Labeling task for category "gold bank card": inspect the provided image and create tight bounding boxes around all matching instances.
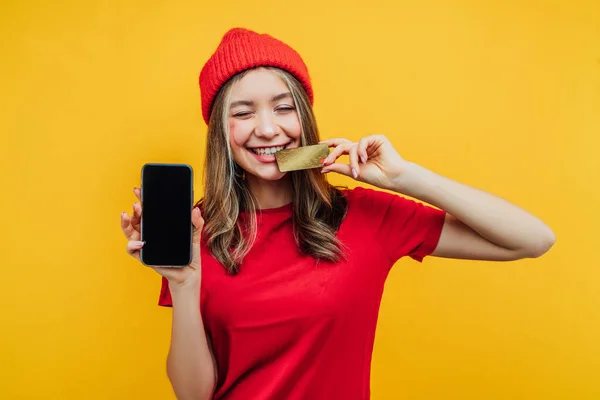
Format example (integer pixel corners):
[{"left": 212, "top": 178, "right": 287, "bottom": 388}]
[{"left": 275, "top": 144, "right": 330, "bottom": 172}]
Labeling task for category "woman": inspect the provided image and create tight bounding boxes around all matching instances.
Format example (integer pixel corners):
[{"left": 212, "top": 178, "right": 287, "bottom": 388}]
[{"left": 120, "top": 28, "right": 555, "bottom": 400}]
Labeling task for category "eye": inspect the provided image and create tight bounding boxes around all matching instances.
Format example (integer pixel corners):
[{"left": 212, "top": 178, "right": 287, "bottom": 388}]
[
  {"left": 276, "top": 106, "right": 295, "bottom": 113},
  {"left": 232, "top": 111, "right": 253, "bottom": 118}
]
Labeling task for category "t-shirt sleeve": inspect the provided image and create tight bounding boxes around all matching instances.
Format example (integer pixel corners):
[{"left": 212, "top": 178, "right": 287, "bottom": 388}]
[
  {"left": 158, "top": 276, "right": 206, "bottom": 308},
  {"left": 158, "top": 276, "right": 172, "bottom": 307},
  {"left": 351, "top": 187, "right": 447, "bottom": 263}
]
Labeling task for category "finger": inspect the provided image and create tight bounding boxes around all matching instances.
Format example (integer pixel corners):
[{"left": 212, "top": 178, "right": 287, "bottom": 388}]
[
  {"left": 120, "top": 211, "right": 129, "bottom": 234},
  {"left": 120, "top": 212, "right": 140, "bottom": 241},
  {"left": 126, "top": 240, "right": 145, "bottom": 259},
  {"left": 362, "top": 134, "right": 388, "bottom": 153},
  {"left": 133, "top": 187, "right": 141, "bottom": 202},
  {"left": 324, "top": 142, "right": 353, "bottom": 165},
  {"left": 191, "top": 207, "right": 205, "bottom": 244},
  {"left": 321, "top": 162, "right": 353, "bottom": 177},
  {"left": 131, "top": 202, "right": 142, "bottom": 230},
  {"left": 357, "top": 137, "right": 370, "bottom": 163},
  {"left": 319, "top": 138, "right": 353, "bottom": 148},
  {"left": 349, "top": 144, "right": 360, "bottom": 179}
]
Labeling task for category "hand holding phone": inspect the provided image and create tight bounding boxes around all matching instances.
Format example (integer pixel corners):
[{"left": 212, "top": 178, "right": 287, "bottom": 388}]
[
  {"left": 139, "top": 163, "right": 195, "bottom": 267},
  {"left": 120, "top": 164, "right": 203, "bottom": 288}
]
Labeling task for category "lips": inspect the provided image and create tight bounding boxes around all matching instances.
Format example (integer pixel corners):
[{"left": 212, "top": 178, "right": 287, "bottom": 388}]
[
  {"left": 245, "top": 142, "right": 292, "bottom": 164},
  {"left": 246, "top": 143, "right": 290, "bottom": 156},
  {"left": 248, "top": 149, "right": 277, "bottom": 163}
]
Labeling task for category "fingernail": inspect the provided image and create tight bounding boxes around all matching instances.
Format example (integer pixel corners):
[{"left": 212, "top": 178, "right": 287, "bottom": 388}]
[
  {"left": 319, "top": 158, "right": 325, "bottom": 164},
  {"left": 121, "top": 212, "right": 126, "bottom": 218},
  {"left": 361, "top": 156, "right": 367, "bottom": 163},
  {"left": 132, "top": 241, "right": 145, "bottom": 246},
  {"left": 352, "top": 168, "right": 358, "bottom": 179}
]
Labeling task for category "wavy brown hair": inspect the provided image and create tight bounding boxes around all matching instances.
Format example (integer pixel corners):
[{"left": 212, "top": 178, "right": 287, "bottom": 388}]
[{"left": 199, "top": 67, "right": 348, "bottom": 275}]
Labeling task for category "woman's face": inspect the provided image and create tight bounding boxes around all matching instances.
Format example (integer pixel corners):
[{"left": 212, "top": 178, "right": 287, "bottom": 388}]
[{"left": 228, "top": 68, "right": 302, "bottom": 181}]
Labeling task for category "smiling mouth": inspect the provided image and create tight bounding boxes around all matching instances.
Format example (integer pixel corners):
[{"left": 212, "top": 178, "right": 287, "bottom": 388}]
[{"left": 247, "top": 143, "right": 289, "bottom": 156}]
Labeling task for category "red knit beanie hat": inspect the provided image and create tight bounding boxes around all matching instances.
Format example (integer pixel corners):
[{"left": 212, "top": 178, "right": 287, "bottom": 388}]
[{"left": 199, "top": 27, "right": 314, "bottom": 125}]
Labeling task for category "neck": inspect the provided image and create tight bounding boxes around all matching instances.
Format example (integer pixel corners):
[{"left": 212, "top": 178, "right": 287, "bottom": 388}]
[{"left": 246, "top": 174, "right": 293, "bottom": 210}]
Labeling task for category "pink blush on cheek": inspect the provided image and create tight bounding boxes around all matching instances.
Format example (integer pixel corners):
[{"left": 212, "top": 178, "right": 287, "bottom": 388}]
[{"left": 228, "top": 120, "right": 249, "bottom": 147}]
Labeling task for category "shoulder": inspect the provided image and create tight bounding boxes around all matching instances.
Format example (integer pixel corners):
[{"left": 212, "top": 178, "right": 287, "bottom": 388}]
[
  {"left": 340, "top": 186, "right": 404, "bottom": 209},
  {"left": 340, "top": 185, "right": 379, "bottom": 200},
  {"left": 337, "top": 186, "right": 405, "bottom": 226},
  {"left": 339, "top": 186, "right": 446, "bottom": 263},
  {"left": 340, "top": 185, "right": 445, "bottom": 223}
]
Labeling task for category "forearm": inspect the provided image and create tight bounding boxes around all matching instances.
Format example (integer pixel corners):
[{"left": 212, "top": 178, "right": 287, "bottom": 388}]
[
  {"left": 167, "top": 285, "right": 216, "bottom": 400},
  {"left": 392, "top": 162, "right": 556, "bottom": 256}
]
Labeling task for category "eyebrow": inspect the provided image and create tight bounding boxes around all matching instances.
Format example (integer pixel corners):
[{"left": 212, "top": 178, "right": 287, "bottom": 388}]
[{"left": 230, "top": 92, "right": 293, "bottom": 108}]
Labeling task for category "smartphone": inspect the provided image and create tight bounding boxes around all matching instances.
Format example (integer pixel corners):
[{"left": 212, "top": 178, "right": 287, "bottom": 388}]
[{"left": 139, "top": 163, "right": 194, "bottom": 267}]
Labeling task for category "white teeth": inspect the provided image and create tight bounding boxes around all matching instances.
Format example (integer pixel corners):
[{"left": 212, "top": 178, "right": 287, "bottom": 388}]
[{"left": 250, "top": 145, "right": 285, "bottom": 156}]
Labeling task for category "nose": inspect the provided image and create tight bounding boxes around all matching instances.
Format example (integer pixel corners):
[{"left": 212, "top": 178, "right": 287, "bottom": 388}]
[{"left": 254, "top": 111, "right": 277, "bottom": 139}]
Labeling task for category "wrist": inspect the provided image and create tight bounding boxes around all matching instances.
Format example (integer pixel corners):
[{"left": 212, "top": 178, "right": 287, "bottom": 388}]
[
  {"left": 168, "top": 278, "right": 200, "bottom": 299},
  {"left": 389, "top": 162, "right": 424, "bottom": 196}
]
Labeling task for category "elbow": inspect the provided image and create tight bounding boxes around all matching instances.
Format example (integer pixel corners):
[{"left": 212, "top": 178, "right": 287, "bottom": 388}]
[
  {"left": 167, "top": 367, "right": 214, "bottom": 400},
  {"left": 168, "top": 382, "right": 213, "bottom": 400},
  {"left": 199, "top": 389, "right": 214, "bottom": 400},
  {"left": 526, "top": 229, "right": 556, "bottom": 258}
]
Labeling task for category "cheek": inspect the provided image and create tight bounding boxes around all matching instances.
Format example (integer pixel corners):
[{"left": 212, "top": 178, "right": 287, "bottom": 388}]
[
  {"left": 228, "top": 119, "right": 249, "bottom": 148},
  {"left": 280, "top": 114, "right": 302, "bottom": 139}
]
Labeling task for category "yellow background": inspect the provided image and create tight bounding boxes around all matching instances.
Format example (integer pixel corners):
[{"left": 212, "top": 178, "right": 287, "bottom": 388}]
[{"left": 1, "top": 0, "right": 598, "bottom": 399}]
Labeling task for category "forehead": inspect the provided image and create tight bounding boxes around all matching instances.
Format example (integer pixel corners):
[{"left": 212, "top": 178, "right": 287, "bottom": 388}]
[{"left": 230, "top": 68, "right": 289, "bottom": 100}]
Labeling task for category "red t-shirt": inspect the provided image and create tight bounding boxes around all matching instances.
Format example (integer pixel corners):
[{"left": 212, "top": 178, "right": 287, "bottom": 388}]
[{"left": 158, "top": 187, "right": 446, "bottom": 399}]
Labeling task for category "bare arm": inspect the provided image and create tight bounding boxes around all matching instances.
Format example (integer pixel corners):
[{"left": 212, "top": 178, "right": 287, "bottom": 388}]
[
  {"left": 122, "top": 189, "right": 217, "bottom": 398},
  {"left": 393, "top": 162, "right": 556, "bottom": 260},
  {"left": 320, "top": 135, "right": 555, "bottom": 262},
  {"left": 167, "top": 284, "right": 217, "bottom": 400}
]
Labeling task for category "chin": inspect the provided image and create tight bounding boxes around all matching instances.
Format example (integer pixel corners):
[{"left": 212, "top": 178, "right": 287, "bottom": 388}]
[{"left": 249, "top": 167, "right": 288, "bottom": 181}]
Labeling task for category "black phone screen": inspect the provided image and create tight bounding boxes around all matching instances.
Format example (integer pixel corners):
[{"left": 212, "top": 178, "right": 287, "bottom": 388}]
[{"left": 140, "top": 163, "right": 193, "bottom": 267}]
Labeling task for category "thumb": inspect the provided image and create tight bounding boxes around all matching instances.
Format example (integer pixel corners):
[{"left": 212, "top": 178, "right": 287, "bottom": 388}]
[
  {"left": 322, "top": 162, "right": 353, "bottom": 177},
  {"left": 192, "top": 207, "right": 204, "bottom": 243}
]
